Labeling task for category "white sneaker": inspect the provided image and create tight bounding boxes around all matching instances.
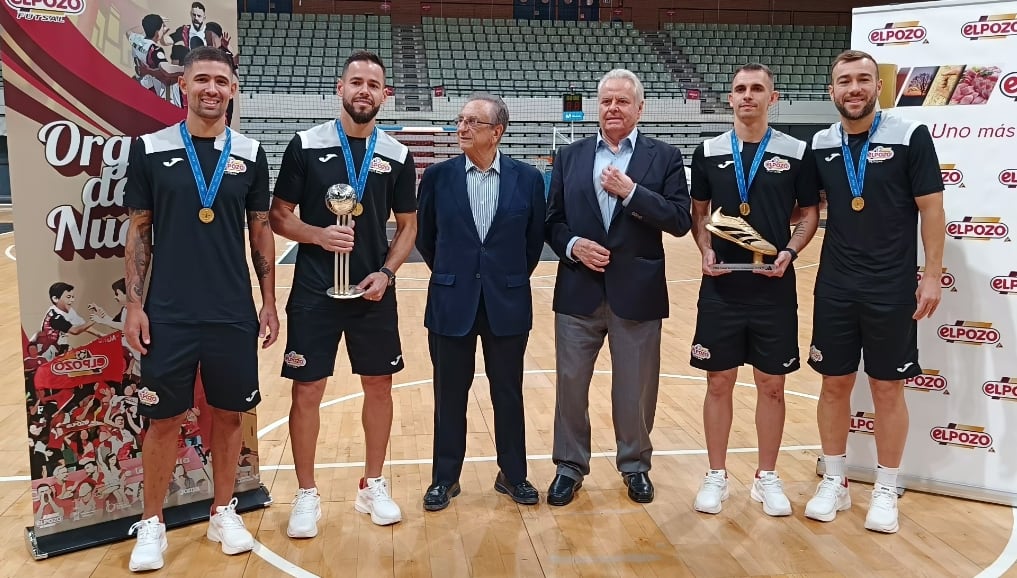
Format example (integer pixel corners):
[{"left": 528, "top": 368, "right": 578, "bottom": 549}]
[
  {"left": 750, "top": 471, "right": 792, "bottom": 516},
  {"left": 207, "top": 497, "right": 255, "bottom": 555},
  {"left": 804, "top": 475, "right": 852, "bottom": 522},
  {"left": 128, "top": 515, "right": 167, "bottom": 572},
  {"left": 693, "top": 471, "right": 729, "bottom": 514},
  {"left": 287, "top": 488, "right": 322, "bottom": 538},
  {"left": 865, "top": 483, "right": 900, "bottom": 533},
  {"left": 355, "top": 476, "right": 402, "bottom": 526}
]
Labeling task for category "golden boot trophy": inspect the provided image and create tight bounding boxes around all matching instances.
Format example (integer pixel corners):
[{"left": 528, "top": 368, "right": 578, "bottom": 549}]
[{"left": 705, "top": 208, "right": 778, "bottom": 271}]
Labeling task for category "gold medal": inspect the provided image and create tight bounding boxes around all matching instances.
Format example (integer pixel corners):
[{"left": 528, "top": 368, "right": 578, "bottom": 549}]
[
  {"left": 851, "top": 197, "right": 865, "bottom": 212},
  {"left": 739, "top": 202, "right": 751, "bottom": 217},
  {"left": 198, "top": 207, "right": 215, "bottom": 223},
  {"left": 351, "top": 202, "right": 364, "bottom": 217}
]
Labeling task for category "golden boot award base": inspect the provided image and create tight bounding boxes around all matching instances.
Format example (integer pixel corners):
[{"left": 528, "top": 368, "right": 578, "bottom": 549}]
[{"left": 705, "top": 208, "right": 779, "bottom": 271}]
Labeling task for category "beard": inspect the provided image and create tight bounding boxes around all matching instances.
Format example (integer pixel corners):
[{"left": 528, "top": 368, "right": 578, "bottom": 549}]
[
  {"left": 343, "top": 97, "right": 381, "bottom": 124},
  {"left": 835, "top": 92, "right": 878, "bottom": 121}
]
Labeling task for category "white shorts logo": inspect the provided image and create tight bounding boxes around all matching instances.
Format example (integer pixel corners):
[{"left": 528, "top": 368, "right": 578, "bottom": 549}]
[
  {"left": 691, "top": 344, "right": 711, "bottom": 360},
  {"left": 284, "top": 351, "right": 307, "bottom": 368},
  {"left": 137, "top": 387, "right": 160, "bottom": 406},
  {"left": 810, "top": 345, "right": 823, "bottom": 363}
]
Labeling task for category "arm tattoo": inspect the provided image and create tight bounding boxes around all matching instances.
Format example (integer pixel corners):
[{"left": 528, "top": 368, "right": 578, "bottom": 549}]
[
  {"left": 247, "top": 211, "right": 273, "bottom": 281},
  {"left": 791, "top": 220, "right": 810, "bottom": 242},
  {"left": 247, "top": 210, "right": 270, "bottom": 227},
  {"left": 125, "top": 209, "right": 153, "bottom": 304},
  {"left": 252, "top": 250, "right": 271, "bottom": 280}
]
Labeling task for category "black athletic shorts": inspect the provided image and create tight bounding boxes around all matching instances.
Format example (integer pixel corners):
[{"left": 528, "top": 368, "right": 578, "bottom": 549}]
[
  {"left": 281, "top": 289, "right": 404, "bottom": 381},
  {"left": 137, "top": 321, "right": 261, "bottom": 419},
  {"left": 808, "top": 296, "right": 921, "bottom": 381},
  {"left": 689, "top": 298, "right": 801, "bottom": 375}
]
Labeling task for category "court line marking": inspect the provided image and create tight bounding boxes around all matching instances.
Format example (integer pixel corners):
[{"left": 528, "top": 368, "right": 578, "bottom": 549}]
[
  {"left": 250, "top": 370, "right": 821, "bottom": 578},
  {"left": 249, "top": 368, "right": 1013, "bottom": 578},
  {"left": 4, "top": 370, "right": 1010, "bottom": 576},
  {"left": 257, "top": 371, "right": 815, "bottom": 440},
  {"left": 4, "top": 245, "right": 15, "bottom": 261},
  {"left": 976, "top": 506, "right": 1017, "bottom": 578},
  {"left": 252, "top": 542, "right": 320, "bottom": 578}
]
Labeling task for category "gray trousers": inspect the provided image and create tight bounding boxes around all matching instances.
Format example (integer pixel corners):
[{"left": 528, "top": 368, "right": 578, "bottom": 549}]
[{"left": 552, "top": 302, "right": 662, "bottom": 481}]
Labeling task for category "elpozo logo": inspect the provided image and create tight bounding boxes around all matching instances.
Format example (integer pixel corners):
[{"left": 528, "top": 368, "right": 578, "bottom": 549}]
[
  {"left": 867, "top": 146, "right": 894, "bottom": 163},
  {"left": 869, "top": 21, "right": 928, "bottom": 45},
  {"left": 938, "top": 321, "right": 1002, "bottom": 347},
  {"left": 990, "top": 271, "right": 1017, "bottom": 294},
  {"left": 849, "top": 411, "right": 876, "bottom": 435},
  {"left": 940, "top": 164, "right": 965, "bottom": 187},
  {"left": 5, "top": 0, "right": 85, "bottom": 22},
  {"left": 930, "top": 423, "right": 994, "bottom": 450},
  {"left": 1000, "top": 72, "right": 1017, "bottom": 101},
  {"left": 50, "top": 350, "right": 109, "bottom": 377},
  {"left": 946, "top": 217, "right": 1010, "bottom": 241},
  {"left": 962, "top": 14, "right": 1017, "bottom": 40},
  {"left": 983, "top": 377, "right": 1017, "bottom": 401},
  {"left": 763, "top": 157, "right": 791, "bottom": 173},
  {"left": 1000, "top": 168, "right": 1017, "bottom": 188},
  {"left": 917, "top": 266, "right": 956, "bottom": 291},
  {"left": 905, "top": 369, "right": 950, "bottom": 393}
]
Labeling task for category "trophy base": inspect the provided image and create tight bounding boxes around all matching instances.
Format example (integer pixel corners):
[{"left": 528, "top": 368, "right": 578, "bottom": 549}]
[
  {"left": 326, "top": 286, "right": 366, "bottom": 299},
  {"left": 712, "top": 263, "right": 777, "bottom": 272}
]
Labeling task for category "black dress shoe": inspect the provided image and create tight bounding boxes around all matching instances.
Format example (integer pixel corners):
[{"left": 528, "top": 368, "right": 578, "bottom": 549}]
[
  {"left": 622, "top": 472, "right": 654, "bottom": 503},
  {"left": 423, "top": 481, "right": 461, "bottom": 511},
  {"left": 546, "top": 474, "right": 582, "bottom": 506},
  {"left": 494, "top": 472, "right": 539, "bottom": 505}
]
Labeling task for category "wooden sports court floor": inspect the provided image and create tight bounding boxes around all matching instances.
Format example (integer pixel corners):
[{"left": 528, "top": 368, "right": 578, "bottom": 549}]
[{"left": 0, "top": 218, "right": 1014, "bottom": 577}]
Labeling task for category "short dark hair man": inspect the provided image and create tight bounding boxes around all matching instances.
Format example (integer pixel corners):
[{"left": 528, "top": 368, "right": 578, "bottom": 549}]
[{"left": 122, "top": 46, "right": 278, "bottom": 571}]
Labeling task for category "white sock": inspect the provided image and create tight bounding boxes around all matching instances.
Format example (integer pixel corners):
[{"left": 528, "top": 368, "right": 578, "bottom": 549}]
[
  {"left": 708, "top": 469, "right": 727, "bottom": 478},
  {"left": 824, "top": 454, "right": 847, "bottom": 479},
  {"left": 756, "top": 470, "right": 777, "bottom": 479},
  {"left": 875, "top": 464, "right": 898, "bottom": 489}
]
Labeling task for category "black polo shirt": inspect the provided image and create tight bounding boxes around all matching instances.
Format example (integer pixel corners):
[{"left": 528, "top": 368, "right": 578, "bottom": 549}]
[
  {"left": 273, "top": 121, "right": 417, "bottom": 309},
  {"left": 691, "top": 128, "right": 821, "bottom": 306},
  {"left": 812, "top": 115, "right": 943, "bottom": 305},
  {"left": 124, "top": 125, "right": 270, "bottom": 323}
]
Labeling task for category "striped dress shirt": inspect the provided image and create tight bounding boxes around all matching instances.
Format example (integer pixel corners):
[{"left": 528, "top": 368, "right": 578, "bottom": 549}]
[{"left": 465, "top": 150, "right": 501, "bottom": 242}]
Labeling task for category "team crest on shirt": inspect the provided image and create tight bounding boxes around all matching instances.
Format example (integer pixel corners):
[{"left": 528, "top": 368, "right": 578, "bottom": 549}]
[
  {"left": 369, "top": 157, "right": 392, "bottom": 174},
  {"left": 137, "top": 387, "right": 160, "bottom": 406},
  {"left": 225, "top": 157, "right": 247, "bottom": 175},
  {"left": 691, "top": 344, "right": 711, "bottom": 360},
  {"left": 284, "top": 351, "right": 307, "bottom": 368},
  {"left": 764, "top": 157, "right": 791, "bottom": 173},
  {"left": 810, "top": 345, "right": 824, "bottom": 362},
  {"left": 867, "top": 146, "right": 895, "bottom": 163}
]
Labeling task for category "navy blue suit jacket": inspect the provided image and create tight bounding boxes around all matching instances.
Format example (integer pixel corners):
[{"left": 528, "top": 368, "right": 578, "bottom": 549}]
[
  {"left": 417, "top": 153, "right": 547, "bottom": 337},
  {"left": 545, "top": 132, "right": 692, "bottom": 321}
]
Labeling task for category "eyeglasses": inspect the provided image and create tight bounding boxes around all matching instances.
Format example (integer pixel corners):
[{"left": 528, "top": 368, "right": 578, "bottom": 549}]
[{"left": 452, "top": 116, "right": 497, "bottom": 129}]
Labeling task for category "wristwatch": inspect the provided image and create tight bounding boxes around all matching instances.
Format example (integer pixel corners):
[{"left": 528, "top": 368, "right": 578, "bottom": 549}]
[
  {"left": 379, "top": 267, "right": 396, "bottom": 286},
  {"left": 780, "top": 248, "right": 799, "bottom": 262}
]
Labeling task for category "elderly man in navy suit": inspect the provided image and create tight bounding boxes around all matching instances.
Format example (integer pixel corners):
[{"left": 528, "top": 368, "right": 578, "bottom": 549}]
[
  {"left": 416, "top": 92, "right": 547, "bottom": 511},
  {"left": 545, "top": 69, "right": 692, "bottom": 506}
]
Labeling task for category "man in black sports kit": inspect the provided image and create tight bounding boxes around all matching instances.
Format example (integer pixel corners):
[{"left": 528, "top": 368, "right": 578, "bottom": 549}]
[
  {"left": 122, "top": 46, "right": 278, "bottom": 571},
  {"left": 805, "top": 50, "right": 945, "bottom": 534},
  {"left": 689, "top": 63, "right": 821, "bottom": 517},
  {"left": 269, "top": 50, "right": 417, "bottom": 537}
]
